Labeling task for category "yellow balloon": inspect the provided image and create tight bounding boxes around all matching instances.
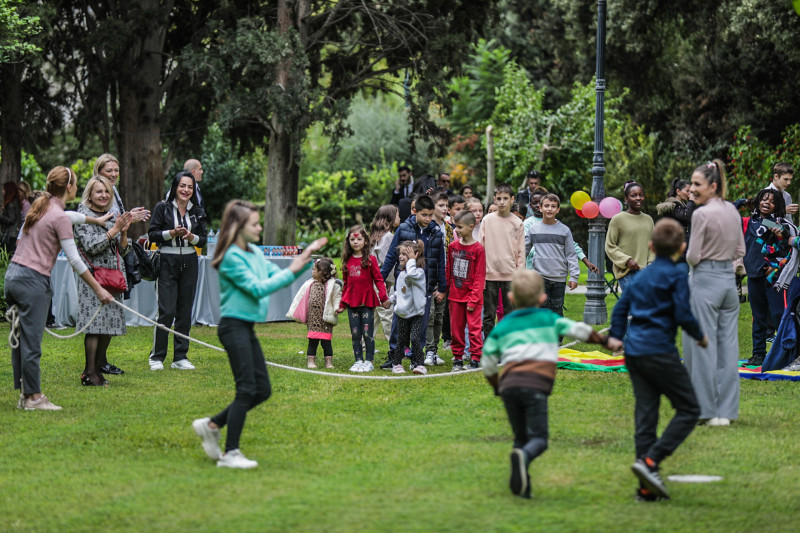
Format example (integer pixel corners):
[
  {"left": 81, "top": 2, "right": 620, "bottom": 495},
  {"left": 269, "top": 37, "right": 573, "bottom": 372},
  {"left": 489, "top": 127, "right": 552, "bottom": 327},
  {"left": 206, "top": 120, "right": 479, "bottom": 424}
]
[{"left": 570, "top": 191, "right": 591, "bottom": 209}]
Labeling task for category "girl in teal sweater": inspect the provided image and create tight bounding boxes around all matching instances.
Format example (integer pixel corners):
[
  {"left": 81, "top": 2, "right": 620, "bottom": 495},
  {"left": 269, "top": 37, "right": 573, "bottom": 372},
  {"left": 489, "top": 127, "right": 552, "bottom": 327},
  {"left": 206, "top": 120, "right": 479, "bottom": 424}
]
[{"left": 192, "top": 200, "right": 326, "bottom": 469}]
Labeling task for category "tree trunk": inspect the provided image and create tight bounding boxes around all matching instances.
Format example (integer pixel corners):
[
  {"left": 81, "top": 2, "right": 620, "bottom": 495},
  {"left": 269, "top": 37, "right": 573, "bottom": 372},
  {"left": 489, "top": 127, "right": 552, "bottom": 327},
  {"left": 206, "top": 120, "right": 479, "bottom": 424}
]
[
  {"left": 264, "top": 123, "right": 299, "bottom": 245},
  {"left": 0, "top": 64, "right": 24, "bottom": 185}
]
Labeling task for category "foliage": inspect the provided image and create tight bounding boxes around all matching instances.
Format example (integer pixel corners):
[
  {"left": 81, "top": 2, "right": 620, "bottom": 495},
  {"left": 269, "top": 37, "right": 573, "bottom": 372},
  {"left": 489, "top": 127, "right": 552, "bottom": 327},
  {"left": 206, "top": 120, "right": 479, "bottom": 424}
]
[
  {"left": 0, "top": 246, "right": 9, "bottom": 313},
  {"left": 728, "top": 124, "right": 800, "bottom": 200},
  {"left": 18, "top": 151, "right": 45, "bottom": 189},
  {"left": 0, "top": 0, "right": 41, "bottom": 63}
]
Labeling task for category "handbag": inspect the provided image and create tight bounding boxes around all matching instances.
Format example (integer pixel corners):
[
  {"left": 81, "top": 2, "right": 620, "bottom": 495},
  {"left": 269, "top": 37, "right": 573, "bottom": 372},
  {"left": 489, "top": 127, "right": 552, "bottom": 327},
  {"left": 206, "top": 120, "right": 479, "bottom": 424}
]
[
  {"left": 131, "top": 241, "right": 159, "bottom": 281},
  {"left": 292, "top": 283, "right": 311, "bottom": 324},
  {"left": 80, "top": 244, "right": 128, "bottom": 295}
]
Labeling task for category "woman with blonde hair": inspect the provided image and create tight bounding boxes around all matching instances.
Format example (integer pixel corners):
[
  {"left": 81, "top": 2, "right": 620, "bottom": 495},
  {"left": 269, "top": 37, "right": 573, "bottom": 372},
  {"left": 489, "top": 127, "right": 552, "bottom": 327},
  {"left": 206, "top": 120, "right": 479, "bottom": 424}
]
[{"left": 5, "top": 167, "right": 114, "bottom": 410}]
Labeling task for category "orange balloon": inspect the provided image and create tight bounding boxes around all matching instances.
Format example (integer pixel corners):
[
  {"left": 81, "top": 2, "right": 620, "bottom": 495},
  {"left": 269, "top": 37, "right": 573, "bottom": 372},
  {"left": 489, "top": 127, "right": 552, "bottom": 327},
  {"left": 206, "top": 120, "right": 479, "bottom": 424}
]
[{"left": 581, "top": 201, "right": 600, "bottom": 218}]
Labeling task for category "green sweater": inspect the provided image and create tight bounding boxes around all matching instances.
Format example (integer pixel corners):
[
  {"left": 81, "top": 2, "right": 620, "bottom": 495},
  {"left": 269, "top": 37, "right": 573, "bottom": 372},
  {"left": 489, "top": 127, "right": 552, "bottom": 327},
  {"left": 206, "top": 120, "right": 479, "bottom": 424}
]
[
  {"left": 604, "top": 211, "right": 655, "bottom": 280},
  {"left": 219, "top": 243, "right": 309, "bottom": 322},
  {"left": 481, "top": 307, "right": 594, "bottom": 394}
]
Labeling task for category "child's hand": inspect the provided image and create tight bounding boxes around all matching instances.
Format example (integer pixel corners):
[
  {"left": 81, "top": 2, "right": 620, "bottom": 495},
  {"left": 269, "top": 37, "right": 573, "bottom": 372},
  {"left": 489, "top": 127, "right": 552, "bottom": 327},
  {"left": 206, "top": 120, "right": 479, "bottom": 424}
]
[
  {"left": 770, "top": 227, "right": 784, "bottom": 238},
  {"left": 381, "top": 300, "right": 391, "bottom": 309},
  {"left": 335, "top": 308, "right": 344, "bottom": 315},
  {"left": 568, "top": 281, "right": 578, "bottom": 290},
  {"left": 584, "top": 259, "right": 600, "bottom": 274},
  {"left": 626, "top": 259, "right": 641, "bottom": 271},
  {"left": 433, "top": 290, "right": 445, "bottom": 303},
  {"left": 698, "top": 335, "right": 709, "bottom": 348},
  {"left": 467, "top": 305, "right": 475, "bottom": 312},
  {"left": 402, "top": 245, "right": 418, "bottom": 260},
  {"left": 607, "top": 337, "right": 624, "bottom": 352}
]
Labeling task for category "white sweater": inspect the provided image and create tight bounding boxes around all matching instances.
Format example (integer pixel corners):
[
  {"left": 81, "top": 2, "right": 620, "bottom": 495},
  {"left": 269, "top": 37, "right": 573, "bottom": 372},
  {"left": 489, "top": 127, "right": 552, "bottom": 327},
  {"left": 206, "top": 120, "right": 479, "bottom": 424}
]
[{"left": 389, "top": 259, "right": 426, "bottom": 318}]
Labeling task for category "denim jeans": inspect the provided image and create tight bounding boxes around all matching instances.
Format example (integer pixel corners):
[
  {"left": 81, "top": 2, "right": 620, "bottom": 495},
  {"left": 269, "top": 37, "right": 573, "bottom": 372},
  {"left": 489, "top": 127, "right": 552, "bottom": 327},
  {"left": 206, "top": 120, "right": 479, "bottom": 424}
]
[
  {"left": 542, "top": 279, "right": 566, "bottom": 316},
  {"left": 347, "top": 306, "right": 375, "bottom": 361},
  {"left": 501, "top": 387, "right": 549, "bottom": 465}
]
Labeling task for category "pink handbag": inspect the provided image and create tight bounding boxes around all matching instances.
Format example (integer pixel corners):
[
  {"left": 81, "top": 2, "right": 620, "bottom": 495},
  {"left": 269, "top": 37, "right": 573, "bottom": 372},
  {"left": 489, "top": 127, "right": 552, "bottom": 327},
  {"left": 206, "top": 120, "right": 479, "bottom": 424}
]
[{"left": 292, "top": 284, "right": 311, "bottom": 323}]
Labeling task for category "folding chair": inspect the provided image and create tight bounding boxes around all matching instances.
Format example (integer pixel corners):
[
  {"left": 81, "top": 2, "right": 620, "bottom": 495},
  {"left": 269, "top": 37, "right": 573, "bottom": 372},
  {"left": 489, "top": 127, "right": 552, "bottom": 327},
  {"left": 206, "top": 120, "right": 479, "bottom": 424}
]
[{"left": 604, "top": 255, "right": 620, "bottom": 299}]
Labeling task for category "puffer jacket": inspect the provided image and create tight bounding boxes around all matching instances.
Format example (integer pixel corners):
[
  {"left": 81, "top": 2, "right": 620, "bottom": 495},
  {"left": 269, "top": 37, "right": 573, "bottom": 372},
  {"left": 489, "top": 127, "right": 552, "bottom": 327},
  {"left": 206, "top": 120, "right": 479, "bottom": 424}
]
[
  {"left": 380, "top": 215, "right": 446, "bottom": 294},
  {"left": 286, "top": 277, "right": 343, "bottom": 325}
]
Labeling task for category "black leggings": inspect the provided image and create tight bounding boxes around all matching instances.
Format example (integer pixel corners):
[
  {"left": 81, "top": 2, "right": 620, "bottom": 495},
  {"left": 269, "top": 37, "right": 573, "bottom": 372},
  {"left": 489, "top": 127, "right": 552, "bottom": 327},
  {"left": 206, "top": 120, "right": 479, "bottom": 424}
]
[
  {"left": 210, "top": 317, "right": 272, "bottom": 452},
  {"left": 307, "top": 338, "right": 333, "bottom": 357},
  {"left": 347, "top": 306, "right": 375, "bottom": 361}
]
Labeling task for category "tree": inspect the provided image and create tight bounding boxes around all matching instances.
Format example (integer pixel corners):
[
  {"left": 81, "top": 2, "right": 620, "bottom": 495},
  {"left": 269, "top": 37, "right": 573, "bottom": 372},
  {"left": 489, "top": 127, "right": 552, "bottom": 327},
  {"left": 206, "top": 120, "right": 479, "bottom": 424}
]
[
  {"left": 0, "top": 0, "right": 42, "bottom": 63},
  {"left": 183, "top": 0, "right": 496, "bottom": 244}
]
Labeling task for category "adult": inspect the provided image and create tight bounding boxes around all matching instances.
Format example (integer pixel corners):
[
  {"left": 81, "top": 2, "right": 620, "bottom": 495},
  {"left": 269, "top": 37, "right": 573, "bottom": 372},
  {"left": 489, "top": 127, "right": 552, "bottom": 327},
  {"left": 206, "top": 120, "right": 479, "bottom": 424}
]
[
  {"left": 147, "top": 171, "right": 208, "bottom": 371},
  {"left": 683, "top": 159, "right": 745, "bottom": 426},
  {"left": 390, "top": 165, "right": 414, "bottom": 205},
  {"left": 459, "top": 184, "right": 474, "bottom": 200},
  {"left": 18, "top": 181, "right": 32, "bottom": 218},
  {"left": 766, "top": 162, "right": 796, "bottom": 223},
  {"left": 5, "top": 167, "right": 113, "bottom": 410},
  {"left": 437, "top": 172, "right": 453, "bottom": 195},
  {"left": 515, "top": 170, "right": 542, "bottom": 207},
  {"left": 0, "top": 182, "right": 23, "bottom": 254},
  {"left": 605, "top": 181, "right": 655, "bottom": 291},
  {"left": 656, "top": 177, "right": 695, "bottom": 271},
  {"left": 74, "top": 176, "right": 133, "bottom": 386},
  {"left": 183, "top": 158, "right": 208, "bottom": 223}
]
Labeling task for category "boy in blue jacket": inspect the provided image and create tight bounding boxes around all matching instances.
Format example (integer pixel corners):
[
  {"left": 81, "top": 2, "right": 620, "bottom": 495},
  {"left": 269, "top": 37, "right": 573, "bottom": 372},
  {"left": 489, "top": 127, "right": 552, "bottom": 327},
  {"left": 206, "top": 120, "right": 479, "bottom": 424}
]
[{"left": 608, "top": 218, "right": 708, "bottom": 502}]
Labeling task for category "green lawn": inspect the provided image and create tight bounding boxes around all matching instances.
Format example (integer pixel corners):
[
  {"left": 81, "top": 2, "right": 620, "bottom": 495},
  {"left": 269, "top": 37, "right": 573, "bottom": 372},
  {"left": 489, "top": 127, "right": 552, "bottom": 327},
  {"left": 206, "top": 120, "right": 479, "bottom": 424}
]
[{"left": 1, "top": 294, "right": 797, "bottom": 532}]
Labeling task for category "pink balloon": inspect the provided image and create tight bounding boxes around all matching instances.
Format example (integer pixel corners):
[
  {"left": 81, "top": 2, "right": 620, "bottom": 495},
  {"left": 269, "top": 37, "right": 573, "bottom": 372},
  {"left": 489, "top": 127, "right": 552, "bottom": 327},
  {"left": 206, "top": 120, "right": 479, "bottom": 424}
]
[
  {"left": 582, "top": 201, "right": 600, "bottom": 218},
  {"left": 599, "top": 196, "right": 622, "bottom": 218}
]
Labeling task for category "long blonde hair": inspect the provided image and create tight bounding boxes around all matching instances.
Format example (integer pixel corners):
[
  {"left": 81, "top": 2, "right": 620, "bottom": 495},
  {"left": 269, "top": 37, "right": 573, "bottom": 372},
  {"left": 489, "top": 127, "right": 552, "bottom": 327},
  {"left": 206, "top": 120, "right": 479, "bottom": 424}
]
[
  {"left": 212, "top": 199, "right": 259, "bottom": 269},
  {"left": 23, "top": 166, "right": 75, "bottom": 234}
]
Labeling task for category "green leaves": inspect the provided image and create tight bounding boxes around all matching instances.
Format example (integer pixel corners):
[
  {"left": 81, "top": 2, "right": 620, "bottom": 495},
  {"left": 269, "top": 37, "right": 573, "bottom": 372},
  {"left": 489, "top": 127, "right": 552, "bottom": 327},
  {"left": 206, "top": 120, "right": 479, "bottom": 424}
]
[{"left": 0, "top": 0, "right": 42, "bottom": 64}]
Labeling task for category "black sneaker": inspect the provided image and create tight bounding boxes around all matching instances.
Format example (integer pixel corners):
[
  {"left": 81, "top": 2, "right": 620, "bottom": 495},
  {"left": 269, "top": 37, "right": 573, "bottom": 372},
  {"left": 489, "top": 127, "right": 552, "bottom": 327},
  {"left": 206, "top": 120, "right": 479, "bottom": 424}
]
[
  {"left": 631, "top": 458, "right": 669, "bottom": 499},
  {"left": 380, "top": 360, "right": 393, "bottom": 370},
  {"left": 745, "top": 354, "right": 764, "bottom": 367},
  {"left": 469, "top": 360, "right": 480, "bottom": 369},
  {"left": 509, "top": 448, "right": 529, "bottom": 497},
  {"left": 100, "top": 363, "right": 125, "bottom": 375},
  {"left": 451, "top": 360, "right": 464, "bottom": 372},
  {"left": 635, "top": 488, "right": 669, "bottom": 502}
]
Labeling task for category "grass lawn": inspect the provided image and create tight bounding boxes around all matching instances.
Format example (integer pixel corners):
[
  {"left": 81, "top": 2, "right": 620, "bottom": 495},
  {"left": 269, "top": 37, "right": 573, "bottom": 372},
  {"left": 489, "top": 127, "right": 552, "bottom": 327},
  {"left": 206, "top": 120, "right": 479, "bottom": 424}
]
[{"left": 1, "top": 294, "right": 798, "bottom": 532}]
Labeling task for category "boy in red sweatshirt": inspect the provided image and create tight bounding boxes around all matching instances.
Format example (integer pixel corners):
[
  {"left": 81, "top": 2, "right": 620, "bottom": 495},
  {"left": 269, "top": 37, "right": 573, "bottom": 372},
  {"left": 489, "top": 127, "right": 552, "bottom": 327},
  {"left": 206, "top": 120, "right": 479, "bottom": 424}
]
[{"left": 448, "top": 210, "right": 486, "bottom": 371}]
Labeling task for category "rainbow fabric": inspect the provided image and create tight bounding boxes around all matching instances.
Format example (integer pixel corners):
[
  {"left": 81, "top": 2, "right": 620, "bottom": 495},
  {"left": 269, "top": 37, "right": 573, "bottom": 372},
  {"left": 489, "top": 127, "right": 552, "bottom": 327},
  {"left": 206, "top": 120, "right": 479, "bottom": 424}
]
[{"left": 557, "top": 348, "right": 800, "bottom": 382}]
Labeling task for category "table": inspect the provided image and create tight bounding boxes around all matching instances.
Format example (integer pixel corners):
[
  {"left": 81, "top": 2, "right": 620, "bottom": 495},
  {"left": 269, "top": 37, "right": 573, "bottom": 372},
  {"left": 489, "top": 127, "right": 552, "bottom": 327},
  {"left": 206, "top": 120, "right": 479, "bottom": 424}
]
[{"left": 51, "top": 256, "right": 311, "bottom": 327}]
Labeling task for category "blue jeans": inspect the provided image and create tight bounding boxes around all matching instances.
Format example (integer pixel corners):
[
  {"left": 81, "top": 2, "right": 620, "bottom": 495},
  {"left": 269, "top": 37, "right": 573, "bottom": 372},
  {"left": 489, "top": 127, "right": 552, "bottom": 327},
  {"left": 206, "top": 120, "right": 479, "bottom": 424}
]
[
  {"left": 747, "top": 276, "right": 785, "bottom": 358},
  {"left": 542, "top": 279, "right": 566, "bottom": 316},
  {"left": 618, "top": 270, "right": 639, "bottom": 291},
  {"left": 347, "top": 306, "right": 375, "bottom": 361}
]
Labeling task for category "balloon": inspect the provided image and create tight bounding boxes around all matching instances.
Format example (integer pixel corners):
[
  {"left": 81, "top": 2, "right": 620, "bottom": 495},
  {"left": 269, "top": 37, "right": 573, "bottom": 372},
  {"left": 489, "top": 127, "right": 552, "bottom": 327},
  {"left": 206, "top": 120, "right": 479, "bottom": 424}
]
[
  {"left": 581, "top": 201, "right": 600, "bottom": 218},
  {"left": 599, "top": 196, "right": 623, "bottom": 218},
  {"left": 575, "top": 208, "right": 585, "bottom": 218},
  {"left": 570, "top": 191, "right": 591, "bottom": 210}
]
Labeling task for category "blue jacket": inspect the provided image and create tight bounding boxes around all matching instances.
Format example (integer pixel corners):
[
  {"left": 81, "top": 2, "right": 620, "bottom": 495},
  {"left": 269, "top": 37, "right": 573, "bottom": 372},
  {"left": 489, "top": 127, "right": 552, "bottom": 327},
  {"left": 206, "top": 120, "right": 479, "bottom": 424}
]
[
  {"left": 763, "top": 276, "right": 800, "bottom": 371},
  {"left": 380, "top": 215, "right": 446, "bottom": 294},
  {"left": 743, "top": 214, "right": 790, "bottom": 279},
  {"left": 609, "top": 255, "right": 704, "bottom": 356}
]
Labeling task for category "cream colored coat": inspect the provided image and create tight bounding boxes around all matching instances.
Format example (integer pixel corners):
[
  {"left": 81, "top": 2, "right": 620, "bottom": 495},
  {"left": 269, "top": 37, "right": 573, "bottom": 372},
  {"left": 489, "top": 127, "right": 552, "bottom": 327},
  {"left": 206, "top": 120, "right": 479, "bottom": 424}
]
[{"left": 286, "top": 278, "right": 342, "bottom": 325}]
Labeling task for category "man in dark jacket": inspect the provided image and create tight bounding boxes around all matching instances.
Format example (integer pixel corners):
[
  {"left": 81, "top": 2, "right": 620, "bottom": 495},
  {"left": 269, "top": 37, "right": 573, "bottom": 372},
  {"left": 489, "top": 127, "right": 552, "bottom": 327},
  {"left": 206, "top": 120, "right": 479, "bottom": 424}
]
[{"left": 379, "top": 195, "right": 447, "bottom": 368}]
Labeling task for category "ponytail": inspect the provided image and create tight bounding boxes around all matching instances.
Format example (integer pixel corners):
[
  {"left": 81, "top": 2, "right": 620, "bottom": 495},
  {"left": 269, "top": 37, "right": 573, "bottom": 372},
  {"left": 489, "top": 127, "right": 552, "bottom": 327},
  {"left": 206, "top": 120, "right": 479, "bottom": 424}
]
[
  {"left": 23, "top": 166, "right": 74, "bottom": 234},
  {"left": 693, "top": 159, "right": 727, "bottom": 199}
]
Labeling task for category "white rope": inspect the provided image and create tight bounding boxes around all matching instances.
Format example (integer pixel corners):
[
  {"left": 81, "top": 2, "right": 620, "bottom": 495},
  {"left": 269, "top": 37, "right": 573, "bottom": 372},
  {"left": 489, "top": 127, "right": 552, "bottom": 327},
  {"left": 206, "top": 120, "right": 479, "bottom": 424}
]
[
  {"left": 44, "top": 305, "right": 104, "bottom": 339},
  {"left": 5, "top": 305, "right": 20, "bottom": 349}
]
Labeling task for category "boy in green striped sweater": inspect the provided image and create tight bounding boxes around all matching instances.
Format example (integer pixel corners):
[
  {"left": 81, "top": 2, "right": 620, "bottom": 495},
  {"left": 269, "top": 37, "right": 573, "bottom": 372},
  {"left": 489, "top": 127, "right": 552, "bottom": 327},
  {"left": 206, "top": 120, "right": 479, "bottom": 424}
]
[{"left": 482, "top": 270, "right": 609, "bottom": 498}]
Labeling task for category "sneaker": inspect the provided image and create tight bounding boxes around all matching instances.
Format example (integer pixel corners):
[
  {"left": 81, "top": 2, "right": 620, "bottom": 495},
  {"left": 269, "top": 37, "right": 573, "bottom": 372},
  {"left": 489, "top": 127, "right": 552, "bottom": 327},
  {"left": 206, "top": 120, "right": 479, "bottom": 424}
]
[
  {"left": 509, "top": 448, "right": 529, "bottom": 497},
  {"left": 16, "top": 393, "right": 24, "bottom": 410},
  {"left": 171, "top": 359, "right": 196, "bottom": 370},
  {"left": 380, "top": 359, "right": 393, "bottom": 370},
  {"left": 784, "top": 356, "right": 800, "bottom": 371},
  {"left": 217, "top": 449, "right": 258, "bottom": 469},
  {"left": 635, "top": 488, "right": 669, "bottom": 502},
  {"left": 392, "top": 364, "right": 406, "bottom": 374},
  {"left": 362, "top": 360, "right": 374, "bottom": 372},
  {"left": 349, "top": 360, "right": 364, "bottom": 372},
  {"left": 424, "top": 351, "right": 435, "bottom": 366},
  {"left": 23, "top": 394, "right": 62, "bottom": 411},
  {"left": 149, "top": 359, "right": 164, "bottom": 371},
  {"left": 192, "top": 417, "right": 222, "bottom": 460},
  {"left": 442, "top": 340, "right": 451, "bottom": 351},
  {"left": 631, "top": 458, "right": 669, "bottom": 499},
  {"left": 413, "top": 365, "right": 428, "bottom": 375},
  {"left": 434, "top": 354, "right": 445, "bottom": 365},
  {"left": 706, "top": 417, "right": 731, "bottom": 426},
  {"left": 469, "top": 359, "right": 480, "bottom": 369},
  {"left": 745, "top": 354, "right": 764, "bottom": 367},
  {"left": 451, "top": 360, "right": 464, "bottom": 372},
  {"left": 766, "top": 334, "right": 776, "bottom": 343},
  {"left": 100, "top": 363, "right": 125, "bottom": 375}
]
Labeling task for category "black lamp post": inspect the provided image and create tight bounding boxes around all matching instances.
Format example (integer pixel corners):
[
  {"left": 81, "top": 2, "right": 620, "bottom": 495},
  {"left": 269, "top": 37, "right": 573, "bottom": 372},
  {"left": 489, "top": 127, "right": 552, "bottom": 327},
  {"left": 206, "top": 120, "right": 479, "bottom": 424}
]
[{"left": 583, "top": 0, "right": 608, "bottom": 325}]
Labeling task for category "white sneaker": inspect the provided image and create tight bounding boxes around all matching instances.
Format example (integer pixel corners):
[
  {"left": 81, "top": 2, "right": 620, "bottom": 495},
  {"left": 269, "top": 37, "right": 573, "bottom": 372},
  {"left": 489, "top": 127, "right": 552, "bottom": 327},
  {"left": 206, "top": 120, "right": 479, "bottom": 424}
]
[
  {"left": 16, "top": 393, "right": 25, "bottom": 410},
  {"left": 413, "top": 365, "right": 428, "bottom": 375},
  {"left": 349, "top": 360, "right": 364, "bottom": 372},
  {"left": 217, "top": 449, "right": 258, "bottom": 469},
  {"left": 424, "top": 351, "right": 435, "bottom": 366},
  {"left": 361, "top": 360, "right": 374, "bottom": 372},
  {"left": 171, "top": 359, "right": 196, "bottom": 370},
  {"left": 192, "top": 417, "right": 222, "bottom": 460},
  {"left": 434, "top": 354, "right": 445, "bottom": 365},
  {"left": 392, "top": 364, "right": 405, "bottom": 374},
  {"left": 149, "top": 359, "right": 164, "bottom": 371},
  {"left": 707, "top": 417, "right": 731, "bottom": 426},
  {"left": 442, "top": 340, "right": 451, "bottom": 351},
  {"left": 23, "top": 394, "right": 62, "bottom": 411}
]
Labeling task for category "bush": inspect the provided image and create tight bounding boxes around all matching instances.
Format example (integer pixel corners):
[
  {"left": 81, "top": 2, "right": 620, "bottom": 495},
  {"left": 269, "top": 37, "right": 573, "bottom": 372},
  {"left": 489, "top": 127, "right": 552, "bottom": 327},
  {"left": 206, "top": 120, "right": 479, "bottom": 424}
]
[{"left": 728, "top": 124, "right": 800, "bottom": 200}]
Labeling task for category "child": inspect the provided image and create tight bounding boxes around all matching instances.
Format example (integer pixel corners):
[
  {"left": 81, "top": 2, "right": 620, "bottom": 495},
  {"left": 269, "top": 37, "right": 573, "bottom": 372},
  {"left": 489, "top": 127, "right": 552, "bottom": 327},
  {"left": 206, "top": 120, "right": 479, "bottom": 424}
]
[
  {"left": 526, "top": 193, "right": 579, "bottom": 316},
  {"left": 448, "top": 194, "right": 466, "bottom": 223},
  {"left": 424, "top": 191, "right": 452, "bottom": 365},
  {"left": 479, "top": 183, "right": 526, "bottom": 338},
  {"left": 390, "top": 241, "right": 428, "bottom": 374},
  {"left": 767, "top": 162, "right": 796, "bottom": 222},
  {"left": 743, "top": 188, "right": 791, "bottom": 366},
  {"left": 608, "top": 218, "right": 708, "bottom": 501},
  {"left": 339, "top": 225, "right": 390, "bottom": 372},
  {"left": 511, "top": 202, "right": 526, "bottom": 222},
  {"left": 448, "top": 210, "right": 486, "bottom": 371},
  {"left": 192, "top": 200, "right": 325, "bottom": 469},
  {"left": 287, "top": 258, "right": 342, "bottom": 369},
  {"left": 369, "top": 204, "right": 400, "bottom": 341},
  {"left": 606, "top": 181, "right": 655, "bottom": 290},
  {"left": 482, "top": 270, "right": 607, "bottom": 498},
  {"left": 380, "top": 195, "right": 447, "bottom": 368}
]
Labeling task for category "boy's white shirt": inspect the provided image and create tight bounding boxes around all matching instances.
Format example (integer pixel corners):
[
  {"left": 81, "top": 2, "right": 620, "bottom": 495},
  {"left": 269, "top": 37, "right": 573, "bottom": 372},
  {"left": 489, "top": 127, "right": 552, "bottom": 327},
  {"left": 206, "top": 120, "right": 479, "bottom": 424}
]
[
  {"left": 286, "top": 277, "right": 342, "bottom": 325},
  {"left": 389, "top": 258, "right": 427, "bottom": 318}
]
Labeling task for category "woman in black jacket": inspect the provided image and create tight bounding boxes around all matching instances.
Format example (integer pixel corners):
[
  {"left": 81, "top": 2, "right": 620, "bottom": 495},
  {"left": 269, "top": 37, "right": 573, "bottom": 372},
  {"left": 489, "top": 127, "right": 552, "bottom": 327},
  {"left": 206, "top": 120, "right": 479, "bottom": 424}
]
[
  {"left": 656, "top": 177, "right": 695, "bottom": 270},
  {"left": 147, "top": 171, "right": 207, "bottom": 370}
]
